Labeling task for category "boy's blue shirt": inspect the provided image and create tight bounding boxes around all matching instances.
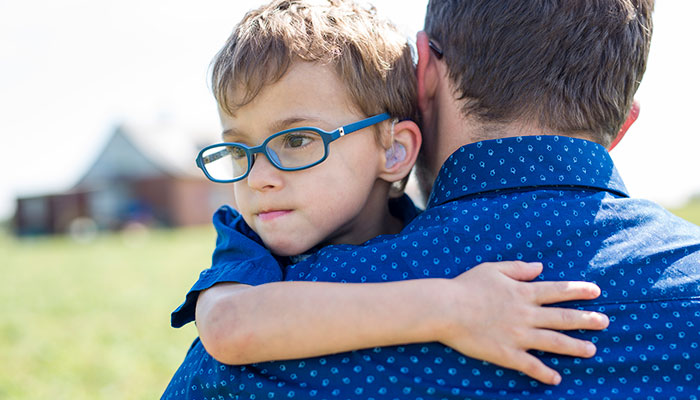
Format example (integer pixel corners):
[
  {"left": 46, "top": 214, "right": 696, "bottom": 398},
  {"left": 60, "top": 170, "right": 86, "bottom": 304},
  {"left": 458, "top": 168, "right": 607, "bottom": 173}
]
[{"left": 164, "top": 135, "right": 700, "bottom": 400}]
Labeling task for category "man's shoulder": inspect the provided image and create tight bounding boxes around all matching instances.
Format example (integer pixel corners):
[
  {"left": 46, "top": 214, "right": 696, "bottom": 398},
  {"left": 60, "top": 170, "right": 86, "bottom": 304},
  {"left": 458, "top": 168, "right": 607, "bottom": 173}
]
[{"left": 600, "top": 196, "right": 700, "bottom": 242}]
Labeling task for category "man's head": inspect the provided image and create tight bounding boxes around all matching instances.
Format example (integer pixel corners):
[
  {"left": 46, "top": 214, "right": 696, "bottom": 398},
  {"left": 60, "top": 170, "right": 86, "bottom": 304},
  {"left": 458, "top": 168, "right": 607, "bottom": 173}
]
[
  {"left": 206, "top": 0, "right": 422, "bottom": 255},
  {"left": 423, "top": 0, "right": 653, "bottom": 147}
]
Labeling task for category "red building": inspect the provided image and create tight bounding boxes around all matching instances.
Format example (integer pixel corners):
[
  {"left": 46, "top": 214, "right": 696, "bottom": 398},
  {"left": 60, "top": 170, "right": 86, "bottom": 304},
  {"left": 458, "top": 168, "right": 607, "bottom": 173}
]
[{"left": 13, "top": 123, "right": 233, "bottom": 236}]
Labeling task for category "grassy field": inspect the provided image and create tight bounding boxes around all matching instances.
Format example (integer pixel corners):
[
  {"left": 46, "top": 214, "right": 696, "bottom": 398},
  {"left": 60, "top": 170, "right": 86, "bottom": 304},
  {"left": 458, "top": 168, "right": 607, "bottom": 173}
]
[
  {"left": 670, "top": 198, "right": 700, "bottom": 226},
  {"left": 0, "top": 226, "right": 213, "bottom": 400},
  {"left": 1, "top": 199, "right": 697, "bottom": 400}
]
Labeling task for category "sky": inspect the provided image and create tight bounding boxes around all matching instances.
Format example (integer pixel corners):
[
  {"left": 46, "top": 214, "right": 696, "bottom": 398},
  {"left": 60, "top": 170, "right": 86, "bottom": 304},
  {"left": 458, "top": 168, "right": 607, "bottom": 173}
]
[{"left": 1, "top": 1, "right": 698, "bottom": 221}]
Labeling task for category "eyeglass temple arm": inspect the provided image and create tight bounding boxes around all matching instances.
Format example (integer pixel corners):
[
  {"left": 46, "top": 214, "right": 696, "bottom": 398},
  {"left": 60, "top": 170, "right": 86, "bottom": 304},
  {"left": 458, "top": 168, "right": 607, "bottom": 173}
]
[{"left": 338, "top": 113, "right": 391, "bottom": 137}]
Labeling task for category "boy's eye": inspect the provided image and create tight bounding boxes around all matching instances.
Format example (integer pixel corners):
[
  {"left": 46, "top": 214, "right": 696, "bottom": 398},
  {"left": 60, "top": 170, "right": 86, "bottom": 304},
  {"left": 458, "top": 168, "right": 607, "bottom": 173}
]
[{"left": 282, "top": 132, "right": 317, "bottom": 148}]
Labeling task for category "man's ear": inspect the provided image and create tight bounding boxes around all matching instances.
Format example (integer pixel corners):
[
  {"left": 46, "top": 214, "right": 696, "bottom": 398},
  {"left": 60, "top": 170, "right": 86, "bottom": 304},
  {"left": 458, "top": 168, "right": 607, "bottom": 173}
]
[
  {"left": 609, "top": 100, "right": 640, "bottom": 151},
  {"left": 379, "top": 120, "right": 422, "bottom": 183},
  {"left": 416, "top": 31, "right": 439, "bottom": 115}
]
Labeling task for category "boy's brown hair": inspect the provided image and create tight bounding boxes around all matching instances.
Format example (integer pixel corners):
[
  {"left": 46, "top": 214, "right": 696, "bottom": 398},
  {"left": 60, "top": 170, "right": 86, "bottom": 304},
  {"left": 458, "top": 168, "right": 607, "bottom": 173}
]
[
  {"left": 425, "top": 0, "right": 654, "bottom": 147},
  {"left": 212, "top": 0, "right": 418, "bottom": 127}
]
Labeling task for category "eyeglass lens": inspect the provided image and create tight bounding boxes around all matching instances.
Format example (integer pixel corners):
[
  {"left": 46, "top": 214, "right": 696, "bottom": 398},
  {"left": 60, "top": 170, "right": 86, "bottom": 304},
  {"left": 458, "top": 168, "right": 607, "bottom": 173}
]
[
  {"left": 200, "top": 146, "right": 247, "bottom": 181},
  {"left": 267, "top": 130, "right": 325, "bottom": 169}
]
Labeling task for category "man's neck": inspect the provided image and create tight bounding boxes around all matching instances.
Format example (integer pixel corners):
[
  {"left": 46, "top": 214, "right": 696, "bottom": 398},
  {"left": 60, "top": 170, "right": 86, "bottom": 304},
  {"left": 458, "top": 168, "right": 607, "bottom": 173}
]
[
  {"left": 417, "top": 104, "right": 598, "bottom": 203},
  {"left": 416, "top": 71, "right": 598, "bottom": 200},
  {"left": 435, "top": 117, "right": 597, "bottom": 173}
]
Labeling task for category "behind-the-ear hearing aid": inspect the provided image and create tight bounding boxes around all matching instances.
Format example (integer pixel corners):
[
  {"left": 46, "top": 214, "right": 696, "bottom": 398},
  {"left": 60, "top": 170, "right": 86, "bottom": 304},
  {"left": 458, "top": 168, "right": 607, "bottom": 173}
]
[{"left": 385, "top": 119, "right": 406, "bottom": 168}]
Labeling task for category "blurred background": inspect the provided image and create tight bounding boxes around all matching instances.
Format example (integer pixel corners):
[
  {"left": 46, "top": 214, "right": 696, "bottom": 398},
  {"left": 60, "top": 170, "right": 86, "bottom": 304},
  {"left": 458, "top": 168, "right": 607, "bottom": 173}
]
[{"left": 1, "top": 1, "right": 699, "bottom": 399}]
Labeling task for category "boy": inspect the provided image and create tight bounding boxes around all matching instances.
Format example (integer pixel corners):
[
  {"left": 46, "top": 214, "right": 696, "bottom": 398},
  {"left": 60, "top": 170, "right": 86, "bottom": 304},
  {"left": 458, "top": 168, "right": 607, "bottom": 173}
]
[{"left": 163, "top": 1, "right": 608, "bottom": 397}]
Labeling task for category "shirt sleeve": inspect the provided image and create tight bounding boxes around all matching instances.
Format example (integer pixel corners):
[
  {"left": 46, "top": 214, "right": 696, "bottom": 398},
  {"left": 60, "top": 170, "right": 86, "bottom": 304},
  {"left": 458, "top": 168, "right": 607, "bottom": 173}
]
[{"left": 170, "top": 206, "right": 283, "bottom": 328}]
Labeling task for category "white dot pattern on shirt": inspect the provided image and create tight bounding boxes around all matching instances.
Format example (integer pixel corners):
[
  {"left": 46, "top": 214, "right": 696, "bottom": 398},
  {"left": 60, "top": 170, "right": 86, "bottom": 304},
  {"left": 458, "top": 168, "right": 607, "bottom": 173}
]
[{"left": 163, "top": 136, "right": 700, "bottom": 400}]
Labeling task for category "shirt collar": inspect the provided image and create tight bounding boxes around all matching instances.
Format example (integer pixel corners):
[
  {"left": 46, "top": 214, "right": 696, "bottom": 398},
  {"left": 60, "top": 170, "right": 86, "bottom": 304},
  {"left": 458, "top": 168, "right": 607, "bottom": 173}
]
[{"left": 427, "top": 135, "right": 629, "bottom": 208}]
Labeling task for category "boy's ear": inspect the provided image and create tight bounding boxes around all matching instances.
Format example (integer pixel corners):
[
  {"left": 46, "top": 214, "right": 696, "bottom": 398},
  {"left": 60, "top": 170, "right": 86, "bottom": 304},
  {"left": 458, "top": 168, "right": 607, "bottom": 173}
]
[
  {"left": 608, "top": 100, "right": 640, "bottom": 151},
  {"left": 416, "top": 31, "right": 440, "bottom": 115},
  {"left": 379, "top": 120, "right": 422, "bottom": 183}
]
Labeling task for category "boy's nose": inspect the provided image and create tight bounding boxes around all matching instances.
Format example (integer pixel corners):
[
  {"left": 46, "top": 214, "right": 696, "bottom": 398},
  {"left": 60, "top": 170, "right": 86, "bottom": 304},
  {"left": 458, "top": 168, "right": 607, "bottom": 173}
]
[{"left": 246, "top": 153, "right": 284, "bottom": 191}]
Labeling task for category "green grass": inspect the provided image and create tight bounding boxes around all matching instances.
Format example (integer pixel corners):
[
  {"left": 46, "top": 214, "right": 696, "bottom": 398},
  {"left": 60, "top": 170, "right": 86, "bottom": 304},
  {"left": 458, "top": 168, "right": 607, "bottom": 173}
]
[
  {"left": 0, "top": 226, "right": 214, "bottom": 400},
  {"left": 669, "top": 198, "right": 700, "bottom": 226}
]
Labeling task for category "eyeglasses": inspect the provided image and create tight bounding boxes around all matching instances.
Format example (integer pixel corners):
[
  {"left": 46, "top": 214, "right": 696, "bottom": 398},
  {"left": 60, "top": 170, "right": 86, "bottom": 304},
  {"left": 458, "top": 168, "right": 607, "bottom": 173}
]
[
  {"left": 196, "top": 113, "right": 390, "bottom": 183},
  {"left": 428, "top": 40, "right": 443, "bottom": 59}
]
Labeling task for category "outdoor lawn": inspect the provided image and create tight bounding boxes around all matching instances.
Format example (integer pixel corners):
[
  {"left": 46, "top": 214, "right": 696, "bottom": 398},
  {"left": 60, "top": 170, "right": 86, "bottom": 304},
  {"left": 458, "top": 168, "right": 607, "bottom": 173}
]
[
  {"left": 670, "top": 198, "right": 700, "bottom": 227},
  {"left": 0, "top": 225, "right": 212, "bottom": 400},
  {"left": 1, "top": 200, "right": 698, "bottom": 399}
]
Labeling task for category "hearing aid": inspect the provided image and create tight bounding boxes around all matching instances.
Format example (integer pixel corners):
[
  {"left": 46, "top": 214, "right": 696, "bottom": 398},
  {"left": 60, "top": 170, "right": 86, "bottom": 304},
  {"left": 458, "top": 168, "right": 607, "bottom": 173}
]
[{"left": 385, "top": 119, "right": 406, "bottom": 168}]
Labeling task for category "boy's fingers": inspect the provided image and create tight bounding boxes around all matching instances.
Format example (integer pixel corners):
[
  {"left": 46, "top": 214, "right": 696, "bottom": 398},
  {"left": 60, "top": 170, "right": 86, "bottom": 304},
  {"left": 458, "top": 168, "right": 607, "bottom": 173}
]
[
  {"left": 506, "top": 350, "right": 562, "bottom": 386},
  {"left": 531, "top": 281, "right": 601, "bottom": 304},
  {"left": 534, "top": 307, "right": 609, "bottom": 331},
  {"left": 490, "top": 261, "right": 543, "bottom": 281},
  {"left": 526, "top": 329, "right": 598, "bottom": 359}
]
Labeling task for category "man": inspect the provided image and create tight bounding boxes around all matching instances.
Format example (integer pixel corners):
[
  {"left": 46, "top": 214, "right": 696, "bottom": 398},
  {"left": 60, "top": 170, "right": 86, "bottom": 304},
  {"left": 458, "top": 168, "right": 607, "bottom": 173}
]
[{"left": 169, "top": 1, "right": 700, "bottom": 398}]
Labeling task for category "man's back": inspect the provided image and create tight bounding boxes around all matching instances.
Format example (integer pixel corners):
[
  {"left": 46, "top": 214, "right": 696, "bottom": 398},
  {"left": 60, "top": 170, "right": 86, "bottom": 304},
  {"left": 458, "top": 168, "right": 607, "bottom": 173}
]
[{"left": 166, "top": 136, "right": 700, "bottom": 399}]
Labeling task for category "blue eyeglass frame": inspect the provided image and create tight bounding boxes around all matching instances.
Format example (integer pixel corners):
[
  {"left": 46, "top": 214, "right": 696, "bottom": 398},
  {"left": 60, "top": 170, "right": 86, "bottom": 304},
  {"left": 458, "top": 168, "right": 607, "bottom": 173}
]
[{"left": 196, "top": 112, "right": 391, "bottom": 183}]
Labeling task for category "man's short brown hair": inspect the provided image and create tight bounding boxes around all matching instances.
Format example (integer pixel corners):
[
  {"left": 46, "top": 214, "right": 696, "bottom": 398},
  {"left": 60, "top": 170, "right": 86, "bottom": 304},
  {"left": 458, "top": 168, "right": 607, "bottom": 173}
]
[
  {"left": 212, "top": 0, "right": 418, "bottom": 124},
  {"left": 425, "top": 0, "right": 654, "bottom": 146}
]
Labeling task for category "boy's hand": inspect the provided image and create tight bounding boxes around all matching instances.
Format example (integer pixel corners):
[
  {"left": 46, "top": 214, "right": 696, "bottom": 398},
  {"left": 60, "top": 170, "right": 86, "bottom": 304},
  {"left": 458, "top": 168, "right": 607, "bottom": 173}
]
[{"left": 437, "top": 261, "right": 608, "bottom": 386}]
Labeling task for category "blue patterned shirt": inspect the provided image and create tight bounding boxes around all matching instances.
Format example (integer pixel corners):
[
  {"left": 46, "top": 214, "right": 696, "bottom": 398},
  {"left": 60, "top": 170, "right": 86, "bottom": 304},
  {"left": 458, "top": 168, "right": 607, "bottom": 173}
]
[{"left": 164, "top": 136, "right": 700, "bottom": 400}]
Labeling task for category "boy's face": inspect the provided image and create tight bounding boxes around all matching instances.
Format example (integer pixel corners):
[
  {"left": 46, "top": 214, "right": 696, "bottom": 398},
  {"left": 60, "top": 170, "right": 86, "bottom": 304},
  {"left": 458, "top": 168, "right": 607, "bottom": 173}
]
[{"left": 220, "top": 62, "right": 391, "bottom": 256}]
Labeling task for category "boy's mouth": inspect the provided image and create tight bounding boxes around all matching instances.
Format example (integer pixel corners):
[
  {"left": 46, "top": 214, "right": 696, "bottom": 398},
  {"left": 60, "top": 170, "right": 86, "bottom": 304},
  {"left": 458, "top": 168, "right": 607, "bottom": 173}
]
[{"left": 256, "top": 210, "right": 292, "bottom": 221}]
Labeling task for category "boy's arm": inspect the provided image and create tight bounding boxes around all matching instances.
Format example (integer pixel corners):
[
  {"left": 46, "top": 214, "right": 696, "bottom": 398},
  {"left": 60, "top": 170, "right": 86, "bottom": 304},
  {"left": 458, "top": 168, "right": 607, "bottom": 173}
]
[{"left": 196, "top": 261, "right": 608, "bottom": 386}]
